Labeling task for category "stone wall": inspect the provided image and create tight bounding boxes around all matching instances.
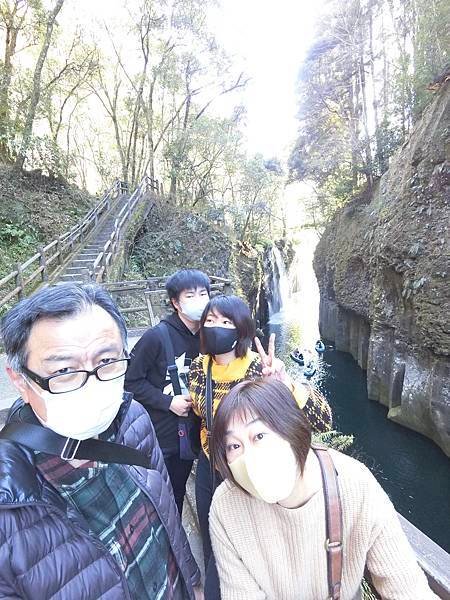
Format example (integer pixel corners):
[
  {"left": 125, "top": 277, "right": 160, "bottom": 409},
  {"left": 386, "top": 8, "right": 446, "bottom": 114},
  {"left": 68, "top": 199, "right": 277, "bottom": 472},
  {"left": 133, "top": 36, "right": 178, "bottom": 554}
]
[{"left": 314, "top": 83, "right": 450, "bottom": 456}]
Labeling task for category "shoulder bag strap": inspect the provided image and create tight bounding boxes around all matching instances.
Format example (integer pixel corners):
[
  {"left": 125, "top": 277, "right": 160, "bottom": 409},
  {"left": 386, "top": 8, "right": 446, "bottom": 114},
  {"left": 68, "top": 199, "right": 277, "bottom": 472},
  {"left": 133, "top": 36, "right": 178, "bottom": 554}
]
[
  {"left": 205, "top": 356, "right": 214, "bottom": 436},
  {"left": 0, "top": 421, "right": 151, "bottom": 467},
  {"left": 313, "top": 444, "right": 343, "bottom": 600},
  {"left": 205, "top": 357, "right": 217, "bottom": 485},
  {"left": 157, "top": 322, "right": 182, "bottom": 395}
]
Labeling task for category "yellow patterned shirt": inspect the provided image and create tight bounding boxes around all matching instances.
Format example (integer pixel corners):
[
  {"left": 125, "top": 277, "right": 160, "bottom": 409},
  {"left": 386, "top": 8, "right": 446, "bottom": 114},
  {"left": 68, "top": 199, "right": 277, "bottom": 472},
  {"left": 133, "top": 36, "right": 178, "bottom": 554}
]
[{"left": 188, "top": 351, "right": 332, "bottom": 457}]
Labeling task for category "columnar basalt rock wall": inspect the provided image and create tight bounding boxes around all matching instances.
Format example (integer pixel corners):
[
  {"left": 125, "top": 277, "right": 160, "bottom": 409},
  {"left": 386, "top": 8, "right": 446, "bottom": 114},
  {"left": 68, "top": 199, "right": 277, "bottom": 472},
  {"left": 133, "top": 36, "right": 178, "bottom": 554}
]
[{"left": 314, "top": 84, "right": 450, "bottom": 456}]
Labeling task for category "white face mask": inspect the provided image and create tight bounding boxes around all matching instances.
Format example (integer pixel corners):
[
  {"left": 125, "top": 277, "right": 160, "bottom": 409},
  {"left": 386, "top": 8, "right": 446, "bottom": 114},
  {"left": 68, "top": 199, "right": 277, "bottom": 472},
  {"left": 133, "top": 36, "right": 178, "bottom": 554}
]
[
  {"left": 229, "top": 436, "right": 299, "bottom": 503},
  {"left": 26, "top": 376, "right": 125, "bottom": 440},
  {"left": 179, "top": 296, "right": 209, "bottom": 322}
]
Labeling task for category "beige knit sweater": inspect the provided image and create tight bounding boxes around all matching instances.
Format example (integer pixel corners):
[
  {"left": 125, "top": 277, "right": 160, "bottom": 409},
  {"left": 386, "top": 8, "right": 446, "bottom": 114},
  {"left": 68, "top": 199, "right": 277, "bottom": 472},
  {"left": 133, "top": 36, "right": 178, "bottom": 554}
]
[{"left": 209, "top": 449, "right": 438, "bottom": 600}]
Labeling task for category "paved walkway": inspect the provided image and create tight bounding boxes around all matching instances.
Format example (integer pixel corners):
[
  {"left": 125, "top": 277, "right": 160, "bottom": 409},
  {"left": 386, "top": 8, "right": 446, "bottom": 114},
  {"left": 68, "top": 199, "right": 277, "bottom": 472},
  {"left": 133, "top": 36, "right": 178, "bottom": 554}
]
[{"left": 0, "top": 354, "right": 18, "bottom": 411}]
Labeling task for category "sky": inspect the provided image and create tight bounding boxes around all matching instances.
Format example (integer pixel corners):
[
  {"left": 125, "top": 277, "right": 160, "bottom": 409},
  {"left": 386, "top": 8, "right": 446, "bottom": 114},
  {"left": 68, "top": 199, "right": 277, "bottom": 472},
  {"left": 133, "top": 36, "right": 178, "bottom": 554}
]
[{"left": 208, "top": 0, "right": 325, "bottom": 159}]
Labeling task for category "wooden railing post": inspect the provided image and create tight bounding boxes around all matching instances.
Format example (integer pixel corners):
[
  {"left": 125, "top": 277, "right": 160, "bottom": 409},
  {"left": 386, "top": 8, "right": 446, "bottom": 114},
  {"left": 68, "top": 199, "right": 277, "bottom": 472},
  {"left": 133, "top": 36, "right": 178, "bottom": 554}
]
[
  {"left": 144, "top": 291, "right": 157, "bottom": 327},
  {"left": 15, "top": 263, "right": 24, "bottom": 300},
  {"left": 223, "top": 281, "right": 233, "bottom": 295},
  {"left": 38, "top": 246, "right": 48, "bottom": 282},
  {"left": 56, "top": 237, "right": 63, "bottom": 265},
  {"left": 99, "top": 253, "right": 105, "bottom": 282}
]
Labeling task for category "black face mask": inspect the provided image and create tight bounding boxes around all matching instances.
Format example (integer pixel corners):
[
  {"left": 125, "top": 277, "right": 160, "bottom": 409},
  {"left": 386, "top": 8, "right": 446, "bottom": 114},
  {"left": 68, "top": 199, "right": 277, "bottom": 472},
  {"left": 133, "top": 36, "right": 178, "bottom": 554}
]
[{"left": 203, "top": 326, "right": 239, "bottom": 355}]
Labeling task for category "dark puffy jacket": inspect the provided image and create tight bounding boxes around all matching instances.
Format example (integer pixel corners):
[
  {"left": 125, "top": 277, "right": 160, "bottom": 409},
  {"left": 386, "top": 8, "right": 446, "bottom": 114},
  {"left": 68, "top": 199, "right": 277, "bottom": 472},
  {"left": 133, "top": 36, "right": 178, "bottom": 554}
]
[
  {"left": 0, "top": 395, "right": 201, "bottom": 599},
  {"left": 125, "top": 312, "right": 200, "bottom": 454}
]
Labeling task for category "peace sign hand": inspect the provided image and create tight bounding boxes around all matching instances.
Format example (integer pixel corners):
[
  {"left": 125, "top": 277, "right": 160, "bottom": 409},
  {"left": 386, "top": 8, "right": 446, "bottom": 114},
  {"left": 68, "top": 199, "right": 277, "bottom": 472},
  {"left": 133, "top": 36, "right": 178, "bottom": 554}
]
[{"left": 254, "top": 333, "right": 292, "bottom": 388}]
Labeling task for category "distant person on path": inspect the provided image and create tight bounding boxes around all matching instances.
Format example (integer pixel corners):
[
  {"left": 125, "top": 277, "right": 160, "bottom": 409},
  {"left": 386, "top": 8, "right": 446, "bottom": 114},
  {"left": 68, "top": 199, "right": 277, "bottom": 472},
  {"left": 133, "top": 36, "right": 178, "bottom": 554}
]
[
  {"left": 209, "top": 379, "right": 439, "bottom": 600},
  {"left": 188, "top": 294, "right": 333, "bottom": 598},
  {"left": 125, "top": 269, "right": 210, "bottom": 514},
  {"left": 0, "top": 283, "right": 203, "bottom": 599}
]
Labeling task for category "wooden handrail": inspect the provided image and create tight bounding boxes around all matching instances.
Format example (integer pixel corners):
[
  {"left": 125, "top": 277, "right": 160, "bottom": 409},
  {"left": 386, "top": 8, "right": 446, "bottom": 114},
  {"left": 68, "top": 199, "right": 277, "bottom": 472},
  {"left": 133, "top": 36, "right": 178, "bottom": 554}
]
[
  {"left": 103, "top": 276, "right": 232, "bottom": 330},
  {"left": 89, "top": 175, "right": 160, "bottom": 283},
  {"left": 0, "top": 178, "right": 126, "bottom": 309},
  {"left": 104, "top": 275, "right": 231, "bottom": 292},
  {"left": 0, "top": 270, "right": 18, "bottom": 288}
]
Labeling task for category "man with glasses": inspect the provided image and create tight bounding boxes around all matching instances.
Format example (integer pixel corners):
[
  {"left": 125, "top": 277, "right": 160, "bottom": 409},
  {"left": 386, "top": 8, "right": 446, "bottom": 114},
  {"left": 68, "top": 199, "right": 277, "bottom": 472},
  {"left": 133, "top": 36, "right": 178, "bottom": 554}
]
[{"left": 0, "top": 283, "right": 203, "bottom": 599}]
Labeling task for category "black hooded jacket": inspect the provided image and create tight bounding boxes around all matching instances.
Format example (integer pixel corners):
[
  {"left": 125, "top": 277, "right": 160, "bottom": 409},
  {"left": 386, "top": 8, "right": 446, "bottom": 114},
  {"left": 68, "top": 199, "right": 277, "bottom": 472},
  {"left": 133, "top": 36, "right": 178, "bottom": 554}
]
[{"left": 124, "top": 312, "right": 200, "bottom": 454}]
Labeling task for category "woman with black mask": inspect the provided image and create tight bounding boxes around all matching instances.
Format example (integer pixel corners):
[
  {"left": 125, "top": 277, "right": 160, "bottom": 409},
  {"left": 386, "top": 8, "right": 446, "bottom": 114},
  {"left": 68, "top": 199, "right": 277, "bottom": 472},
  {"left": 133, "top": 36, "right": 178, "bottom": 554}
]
[{"left": 188, "top": 294, "right": 332, "bottom": 599}]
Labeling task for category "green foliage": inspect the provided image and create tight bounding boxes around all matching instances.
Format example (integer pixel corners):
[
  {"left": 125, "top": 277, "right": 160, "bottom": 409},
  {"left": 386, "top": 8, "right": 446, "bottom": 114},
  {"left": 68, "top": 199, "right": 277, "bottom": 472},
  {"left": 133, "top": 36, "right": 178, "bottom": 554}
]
[
  {"left": 312, "top": 430, "right": 354, "bottom": 452},
  {"left": 0, "top": 221, "right": 38, "bottom": 247},
  {"left": 289, "top": 0, "right": 449, "bottom": 228},
  {"left": 25, "top": 135, "right": 69, "bottom": 177},
  {"left": 0, "top": 0, "right": 268, "bottom": 251},
  {"left": 0, "top": 163, "right": 95, "bottom": 280},
  {"left": 411, "top": 0, "right": 450, "bottom": 116},
  {"left": 0, "top": 219, "right": 41, "bottom": 277},
  {"left": 129, "top": 200, "right": 233, "bottom": 279},
  {"left": 225, "top": 154, "right": 285, "bottom": 244}
]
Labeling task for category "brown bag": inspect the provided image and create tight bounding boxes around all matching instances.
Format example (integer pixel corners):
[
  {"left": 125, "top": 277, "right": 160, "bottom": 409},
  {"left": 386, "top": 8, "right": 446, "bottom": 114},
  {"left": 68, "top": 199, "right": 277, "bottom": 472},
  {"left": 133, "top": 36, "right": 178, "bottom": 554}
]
[{"left": 313, "top": 443, "right": 343, "bottom": 600}]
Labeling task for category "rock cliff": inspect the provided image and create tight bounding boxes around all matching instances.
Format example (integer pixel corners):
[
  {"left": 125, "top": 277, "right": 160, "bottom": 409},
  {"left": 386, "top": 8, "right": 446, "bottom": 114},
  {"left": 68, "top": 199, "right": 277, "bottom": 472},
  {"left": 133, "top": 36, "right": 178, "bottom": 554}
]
[{"left": 314, "top": 83, "right": 450, "bottom": 456}]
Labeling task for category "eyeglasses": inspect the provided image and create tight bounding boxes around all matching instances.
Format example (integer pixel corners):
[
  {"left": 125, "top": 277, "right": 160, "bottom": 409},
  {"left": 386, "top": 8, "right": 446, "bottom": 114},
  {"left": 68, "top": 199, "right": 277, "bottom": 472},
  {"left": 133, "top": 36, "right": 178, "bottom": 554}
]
[{"left": 22, "top": 357, "right": 130, "bottom": 394}]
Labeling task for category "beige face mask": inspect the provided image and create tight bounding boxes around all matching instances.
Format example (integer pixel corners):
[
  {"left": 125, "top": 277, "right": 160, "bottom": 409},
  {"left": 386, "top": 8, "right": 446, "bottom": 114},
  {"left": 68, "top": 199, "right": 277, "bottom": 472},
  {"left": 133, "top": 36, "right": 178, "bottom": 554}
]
[{"left": 228, "top": 436, "right": 299, "bottom": 503}]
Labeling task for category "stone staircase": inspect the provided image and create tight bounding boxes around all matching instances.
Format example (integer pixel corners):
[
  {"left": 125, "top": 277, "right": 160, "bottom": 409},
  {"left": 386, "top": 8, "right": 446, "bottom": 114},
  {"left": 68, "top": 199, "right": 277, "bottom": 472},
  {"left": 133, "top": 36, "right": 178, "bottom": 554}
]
[{"left": 58, "top": 194, "right": 131, "bottom": 284}]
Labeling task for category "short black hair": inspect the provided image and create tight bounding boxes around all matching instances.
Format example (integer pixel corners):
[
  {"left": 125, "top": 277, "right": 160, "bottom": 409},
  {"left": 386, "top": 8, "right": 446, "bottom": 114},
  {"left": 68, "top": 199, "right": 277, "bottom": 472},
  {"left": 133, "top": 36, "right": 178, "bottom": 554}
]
[
  {"left": 200, "top": 295, "right": 255, "bottom": 358},
  {"left": 1, "top": 283, "right": 127, "bottom": 372},
  {"left": 165, "top": 269, "right": 210, "bottom": 303},
  {"left": 211, "top": 379, "right": 312, "bottom": 490}
]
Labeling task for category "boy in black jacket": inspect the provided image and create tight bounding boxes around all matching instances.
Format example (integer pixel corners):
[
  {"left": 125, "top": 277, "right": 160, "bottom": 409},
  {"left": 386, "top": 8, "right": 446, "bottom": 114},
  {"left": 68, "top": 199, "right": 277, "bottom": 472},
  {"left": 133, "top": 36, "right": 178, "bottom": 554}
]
[{"left": 125, "top": 269, "right": 210, "bottom": 513}]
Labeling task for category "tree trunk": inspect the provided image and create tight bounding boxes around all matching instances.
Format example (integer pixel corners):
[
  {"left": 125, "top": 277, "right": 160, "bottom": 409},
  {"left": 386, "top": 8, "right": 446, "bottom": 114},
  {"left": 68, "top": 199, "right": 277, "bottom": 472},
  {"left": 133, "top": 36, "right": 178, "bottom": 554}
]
[
  {"left": 240, "top": 189, "right": 261, "bottom": 242},
  {"left": 15, "top": 0, "right": 65, "bottom": 170},
  {"left": 347, "top": 75, "right": 359, "bottom": 190},
  {"left": 359, "top": 52, "right": 373, "bottom": 188},
  {"left": 146, "top": 80, "right": 155, "bottom": 180},
  {"left": 357, "top": 3, "right": 373, "bottom": 189},
  {"left": 381, "top": 10, "right": 389, "bottom": 120},
  {"left": 369, "top": 3, "right": 382, "bottom": 174},
  {"left": 169, "top": 173, "right": 177, "bottom": 198},
  {"left": 0, "top": 1, "right": 25, "bottom": 162}
]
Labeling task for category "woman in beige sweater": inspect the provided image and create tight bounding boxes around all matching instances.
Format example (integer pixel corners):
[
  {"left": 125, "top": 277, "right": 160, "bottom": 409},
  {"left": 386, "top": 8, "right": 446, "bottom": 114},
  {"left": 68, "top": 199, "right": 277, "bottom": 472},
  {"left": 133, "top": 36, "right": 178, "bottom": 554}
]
[
  {"left": 189, "top": 294, "right": 332, "bottom": 599},
  {"left": 209, "top": 379, "right": 438, "bottom": 600}
]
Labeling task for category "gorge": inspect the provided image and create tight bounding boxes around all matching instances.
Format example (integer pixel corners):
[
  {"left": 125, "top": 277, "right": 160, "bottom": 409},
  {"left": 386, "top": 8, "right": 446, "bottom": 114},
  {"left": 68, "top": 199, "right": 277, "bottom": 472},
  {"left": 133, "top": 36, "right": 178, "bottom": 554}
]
[{"left": 314, "top": 83, "right": 450, "bottom": 456}]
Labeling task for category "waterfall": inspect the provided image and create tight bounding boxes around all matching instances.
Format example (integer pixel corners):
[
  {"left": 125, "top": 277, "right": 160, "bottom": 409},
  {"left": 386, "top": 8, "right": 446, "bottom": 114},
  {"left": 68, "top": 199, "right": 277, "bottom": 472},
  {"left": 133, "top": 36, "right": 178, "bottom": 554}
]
[
  {"left": 265, "top": 245, "right": 290, "bottom": 317},
  {"left": 286, "top": 231, "right": 321, "bottom": 345}
]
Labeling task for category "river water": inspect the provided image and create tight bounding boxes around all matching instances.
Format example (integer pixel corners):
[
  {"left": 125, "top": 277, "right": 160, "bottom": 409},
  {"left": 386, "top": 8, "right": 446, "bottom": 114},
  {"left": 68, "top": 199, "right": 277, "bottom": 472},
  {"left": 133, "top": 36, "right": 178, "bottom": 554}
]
[{"left": 265, "top": 231, "right": 450, "bottom": 553}]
